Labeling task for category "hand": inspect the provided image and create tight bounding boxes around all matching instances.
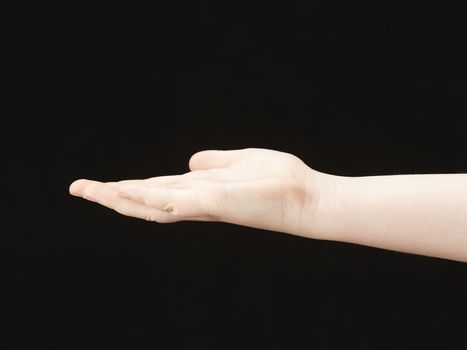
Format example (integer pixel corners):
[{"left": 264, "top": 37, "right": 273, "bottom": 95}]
[{"left": 69, "top": 148, "right": 328, "bottom": 237}]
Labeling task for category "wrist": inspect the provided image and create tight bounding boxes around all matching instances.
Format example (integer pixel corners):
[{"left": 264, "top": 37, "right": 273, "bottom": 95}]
[{"left": 301, "top": 168, "right": 351, "bottom": 241}]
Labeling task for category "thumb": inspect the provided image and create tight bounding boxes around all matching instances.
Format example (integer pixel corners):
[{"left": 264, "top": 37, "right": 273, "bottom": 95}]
[{"left": 188, "top": 149, "right": 244, "bottom": 171}]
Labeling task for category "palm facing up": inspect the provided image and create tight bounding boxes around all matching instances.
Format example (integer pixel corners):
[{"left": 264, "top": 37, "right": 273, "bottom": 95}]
[{"left": 69, "top": 148, "right": 322, "bottom": 236}]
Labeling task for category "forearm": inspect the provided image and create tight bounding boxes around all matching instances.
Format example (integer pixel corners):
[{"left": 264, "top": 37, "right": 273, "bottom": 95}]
[{"left": 307, "top": 172, "right": 467, "bottom": 262}]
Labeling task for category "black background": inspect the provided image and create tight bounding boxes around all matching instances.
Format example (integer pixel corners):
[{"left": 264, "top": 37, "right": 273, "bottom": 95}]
[{"left": 4, "top": 1, "right": 467, "bottom": 348}]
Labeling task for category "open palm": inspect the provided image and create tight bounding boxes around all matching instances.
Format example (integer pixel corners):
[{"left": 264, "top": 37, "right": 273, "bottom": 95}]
[{"left": 69, "top": 148, "right": 321, "bottom": 236}]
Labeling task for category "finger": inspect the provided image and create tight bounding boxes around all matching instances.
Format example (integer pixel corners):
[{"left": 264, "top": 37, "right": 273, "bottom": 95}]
[
  {"left": 110, "top": 171, "right": 215, "bottom": 188},
  {"left": 143, "top": 172, "right": 205, "bottom": 186},
  {"left": 108, "top": 177, "right": 180, "bottom": 187},
  {"left": 69, "top": 179, "right": 92, "bottom": 197},
  {"left": 79, "top": 181, "right": 181, "bottom": 223},
  {"left": 69, "top": 171, "right": 215, "bottom": 197},
  {"left": 188, "top": 149, "right": 245, "bottom": 171},
  {"left": 117, "top": 183, "right": 213, "bottom": 219},
  {"left": 69, "top": 174, "right": 192, "bottom": 196}
]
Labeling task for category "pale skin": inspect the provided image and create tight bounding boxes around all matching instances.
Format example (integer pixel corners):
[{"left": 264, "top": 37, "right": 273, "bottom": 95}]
[{"left": 69, "top": 148, "right": 467, "bottom": 263}]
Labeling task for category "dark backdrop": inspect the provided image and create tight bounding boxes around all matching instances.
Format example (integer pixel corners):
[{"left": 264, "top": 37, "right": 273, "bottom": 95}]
[{"left": 4, "top": 1, "right": 467, "bottom": 349}]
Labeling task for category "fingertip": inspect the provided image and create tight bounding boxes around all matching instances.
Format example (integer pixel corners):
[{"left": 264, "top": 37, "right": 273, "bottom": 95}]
[
  {"left": 69, "top": 179, "right": 87, "bottom": 196},
  {"left": 188, "top": 149, "right": 227, "bottom": 171}
]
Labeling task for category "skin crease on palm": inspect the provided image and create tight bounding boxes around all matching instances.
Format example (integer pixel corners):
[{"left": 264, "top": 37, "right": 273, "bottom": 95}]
[{"left": 68, "top": 148, "right": 330, "bottom": 238}]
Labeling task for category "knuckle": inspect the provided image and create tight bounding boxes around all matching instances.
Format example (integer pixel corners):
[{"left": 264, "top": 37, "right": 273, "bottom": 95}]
[
  {"left": 162, "top": 203, "right": 175, "bottom": 212},
  {"left": 145, "top": 214, "right": 158, "bottom": 222},
  {"left": 145, "top": 211, "right": 173, "bottom": 223}
]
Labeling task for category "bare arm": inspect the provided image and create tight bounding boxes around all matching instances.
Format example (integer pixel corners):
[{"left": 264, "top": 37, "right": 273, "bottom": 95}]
[
  {"left": 69, "top": 148, "right": 467, "bottom": 263},
  {"left": 311, "top": 173, "right": 467, "bottom": 262}
]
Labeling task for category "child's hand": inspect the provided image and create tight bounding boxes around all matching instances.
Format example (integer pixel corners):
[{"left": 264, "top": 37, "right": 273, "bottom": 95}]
[
  {"left": 69, "top": 148, "right": 328, "bottom": 236},
  {"left": 70, "top": 147, "right": 467, "bottom": 262}
]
